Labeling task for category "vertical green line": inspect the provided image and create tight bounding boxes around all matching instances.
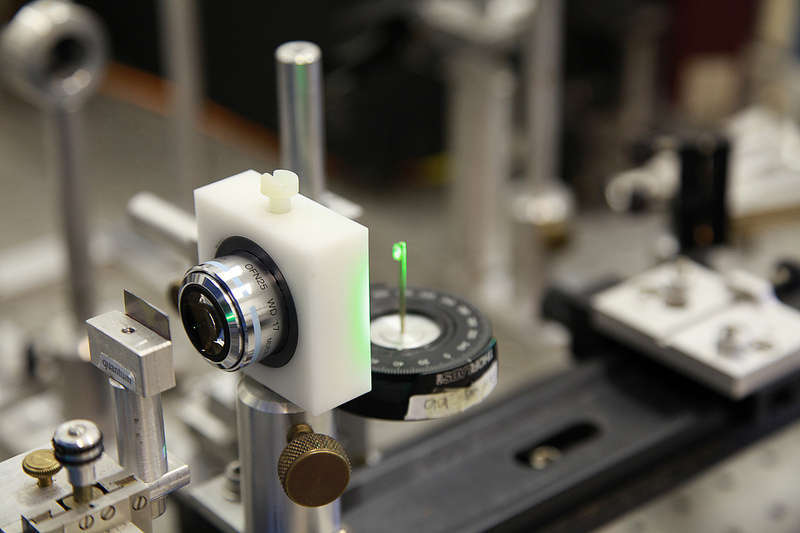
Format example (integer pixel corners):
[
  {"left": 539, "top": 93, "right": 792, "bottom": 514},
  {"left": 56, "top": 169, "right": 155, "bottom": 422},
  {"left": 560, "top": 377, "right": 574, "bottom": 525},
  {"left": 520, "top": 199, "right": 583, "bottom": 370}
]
[{"left": 393, "top": 241, "right": 407, "bottom": 334}]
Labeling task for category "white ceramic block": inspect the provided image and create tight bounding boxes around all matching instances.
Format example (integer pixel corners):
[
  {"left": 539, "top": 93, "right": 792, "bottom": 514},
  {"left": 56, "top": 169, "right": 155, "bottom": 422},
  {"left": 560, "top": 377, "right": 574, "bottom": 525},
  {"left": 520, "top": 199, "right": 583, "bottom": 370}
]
[{"left": 194, "top": 170, "right": 371, "bottom": 414}]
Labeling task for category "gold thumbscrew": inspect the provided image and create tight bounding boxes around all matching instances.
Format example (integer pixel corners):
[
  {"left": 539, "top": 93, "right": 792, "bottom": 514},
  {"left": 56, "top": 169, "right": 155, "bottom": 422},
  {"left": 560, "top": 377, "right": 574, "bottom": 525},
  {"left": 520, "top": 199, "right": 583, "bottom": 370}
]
[
  {"left": 22, "top": 449, "right": 62, "bottom": 488},
  {"left": 278, "top": 423, "right": 351, "bottom": 507}
]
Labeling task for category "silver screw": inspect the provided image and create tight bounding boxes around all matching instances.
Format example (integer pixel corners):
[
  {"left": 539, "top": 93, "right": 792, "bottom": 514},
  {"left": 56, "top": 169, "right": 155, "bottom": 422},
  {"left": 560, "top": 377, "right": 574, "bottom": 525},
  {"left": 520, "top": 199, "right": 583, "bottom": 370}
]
[
  {"left": 53, "top": 420, "right": 102, "bottom": 452},
  {"left": 132, "top": 495, "right": 148, "bottom": 511},
  {"left": 529, "top": 445, "right": 562, "bottom": 470},
  {"left": 751, "top": 339, "right": 773, "bottom": 352},
  {"left": 100, "top": 506, "right": 115, "bottom": 520},
  {"left": 223, "top": 460, "right": 241, "bottom": 502},
  {"left": 717, "top": 325, "right": 741, "bottom": 357},
  {"left": 664, "top": 262, "right": 688, "bottom": 307},
  {"left": 78, "top": 515, "right": 94, "bottom": 530}
]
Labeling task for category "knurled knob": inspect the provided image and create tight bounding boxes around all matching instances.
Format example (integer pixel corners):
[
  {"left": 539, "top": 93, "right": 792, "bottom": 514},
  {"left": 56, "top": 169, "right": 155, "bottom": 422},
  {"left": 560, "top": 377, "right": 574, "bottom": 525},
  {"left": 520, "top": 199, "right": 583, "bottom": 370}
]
[
  {"left": 22, "top": 449, "right": 62, "bottom": 488},
  {"left": 277, "top": 423, "right": 351, "bottom": 507}
]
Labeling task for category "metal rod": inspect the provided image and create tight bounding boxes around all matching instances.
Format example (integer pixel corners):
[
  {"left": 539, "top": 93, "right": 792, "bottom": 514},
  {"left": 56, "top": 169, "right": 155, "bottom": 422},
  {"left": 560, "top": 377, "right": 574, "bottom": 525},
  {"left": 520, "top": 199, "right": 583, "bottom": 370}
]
[
  {"left": 276, "top": 41, "right": 326, "bottom": 201},
  {"left": 447, "top": 50, "right": 514, "bottom": 300},
  {"left": 237, "top": 376, "right": 339, "bottom": 533},
  {"left": 49, "top": 107, "right": 95, "bottom": 325},
  {"left": 110, "top": 379, "right": 168, "bottom": 520},
  {"left": 158, "top": 0, "right": 205, "bottom": 206},
  {"left": 127, "top": 191, "right": 199, "bottom": 262},
  {"left": 525, "top": 0, "right": 563, "bottom": 190},
  {"left": 73, "top": 485, "right": 94, "bottom": 504}
]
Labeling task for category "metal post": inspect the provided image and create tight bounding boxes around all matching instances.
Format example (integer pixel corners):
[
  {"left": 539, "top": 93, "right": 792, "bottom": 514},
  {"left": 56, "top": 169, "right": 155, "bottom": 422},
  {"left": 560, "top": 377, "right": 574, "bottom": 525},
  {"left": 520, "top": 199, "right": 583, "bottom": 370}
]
[
  {"left": 49, "top": 104, "right": 110, "bottom": 435},
  {"left": 158, "top": 0, "right": 205, "bottom": 205},
  {"left": 236, "top": 376, "right": 339, "bottom": 533},
  {"left": 511, "top": 0, "right": 573, "bottom": 318},
  {"left": 446, "top": 49, "right": 515, "bottom": 302},
  {"left": 127, "top": 191, "right": 199, "bottom": 262},
  {"left": 49, "top": 106, "right": 95, "bottom": 325},
  {"left": 1, "top": 0, "right": 110, "bottom": 431},
  {"left": 276, "top": 41, "right": 326, "bottom": 201},
  {"left": 110, "top": 379, "right": 168, "bottom": 522},
  {"left": 2, "top": 0, "right": 108, "bottom": 326},
  {"left": 525, "top": 0, "right": 563, "bottom": 192}
]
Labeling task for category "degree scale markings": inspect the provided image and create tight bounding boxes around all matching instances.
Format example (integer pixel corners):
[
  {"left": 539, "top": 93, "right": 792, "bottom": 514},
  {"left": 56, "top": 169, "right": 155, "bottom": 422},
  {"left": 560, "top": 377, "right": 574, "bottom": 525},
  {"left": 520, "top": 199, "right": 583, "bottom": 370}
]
[
  {"left": 343, "top": 283, "right": 498, "bottom": 420},
  {"left": 368, "top": 286, "right": 491, "bottom": 375}
]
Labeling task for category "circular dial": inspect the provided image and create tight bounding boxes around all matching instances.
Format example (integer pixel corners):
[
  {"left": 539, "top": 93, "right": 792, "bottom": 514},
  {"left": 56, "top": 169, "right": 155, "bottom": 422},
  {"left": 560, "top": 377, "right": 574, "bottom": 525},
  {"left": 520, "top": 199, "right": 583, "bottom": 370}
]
[
  {"left": 370, "top": 313, "right": 442, "bottom": 350},
  {"left": 341, "top": 285, "right": 498, "bottom": 420}
]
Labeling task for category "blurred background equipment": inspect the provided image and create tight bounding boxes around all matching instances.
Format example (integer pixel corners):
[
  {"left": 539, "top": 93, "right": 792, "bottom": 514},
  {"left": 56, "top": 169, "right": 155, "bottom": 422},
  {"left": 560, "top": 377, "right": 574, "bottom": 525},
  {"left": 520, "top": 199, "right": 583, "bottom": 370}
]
[{"left": 7, "top": 0, "right": 800, "bottom": 532}]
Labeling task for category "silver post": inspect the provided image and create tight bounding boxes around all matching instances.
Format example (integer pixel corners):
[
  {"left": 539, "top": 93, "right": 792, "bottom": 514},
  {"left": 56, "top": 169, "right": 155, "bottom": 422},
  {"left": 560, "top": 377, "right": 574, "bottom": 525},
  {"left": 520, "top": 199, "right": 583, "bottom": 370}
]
[
  {"left": 237, "top": 376, "right": 340, "bottom": 533},
  {"left": 49, "top": 107, "right": 95, "bottom": 324},
  {"left": 511, "top": 0, "right": 572, "bottom": 318},
  {"left": 1, "top": 0, "right": 108, "bottom": 326},
  {"left": 276, "top": 41, "right": 326, "bottom": 201},
  {"left": 158, "top": 0, "right": 205, "bottom": 206},
  {"left": 516, "top": 0, "right": 574, "bottom": 230},
  {"left": 110, "top": 379, "right": 168, "bottom": 522},
  {"left": 110, "top": 379, "right": 168, "bottom": 482},
  {"left": 447, "top": 49, "right": 515, "bottom": 301},
  {"left": 525, "top": 0, "right": 563, "bottom": 192},
  {"left": 127, "top": 191, "right": 199, "bottom": 262}
]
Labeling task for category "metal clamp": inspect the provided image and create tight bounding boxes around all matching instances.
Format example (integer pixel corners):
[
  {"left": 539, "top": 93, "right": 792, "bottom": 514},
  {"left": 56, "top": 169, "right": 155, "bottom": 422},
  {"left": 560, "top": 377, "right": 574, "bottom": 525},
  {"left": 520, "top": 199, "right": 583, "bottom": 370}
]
[
  {"left": 86, "top": 291, "right": 178, "bottom": 524},
  {"left": 86, "top": 290, "right": 174, "bottom": 398}
]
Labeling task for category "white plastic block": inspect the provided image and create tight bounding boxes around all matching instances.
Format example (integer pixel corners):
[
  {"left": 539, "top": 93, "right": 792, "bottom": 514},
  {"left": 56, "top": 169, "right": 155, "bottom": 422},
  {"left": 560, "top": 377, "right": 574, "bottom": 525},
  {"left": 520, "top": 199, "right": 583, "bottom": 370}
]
[{"left": 194, "top": 170, "right": 371, "bottom": 414}]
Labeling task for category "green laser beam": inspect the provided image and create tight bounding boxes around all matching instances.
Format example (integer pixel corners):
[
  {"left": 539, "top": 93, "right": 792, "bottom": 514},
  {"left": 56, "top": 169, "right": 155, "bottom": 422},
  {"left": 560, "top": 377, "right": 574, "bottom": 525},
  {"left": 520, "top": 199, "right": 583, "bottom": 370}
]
[{"left": 393, "top": 241, "right": 407, "bottom": 334}]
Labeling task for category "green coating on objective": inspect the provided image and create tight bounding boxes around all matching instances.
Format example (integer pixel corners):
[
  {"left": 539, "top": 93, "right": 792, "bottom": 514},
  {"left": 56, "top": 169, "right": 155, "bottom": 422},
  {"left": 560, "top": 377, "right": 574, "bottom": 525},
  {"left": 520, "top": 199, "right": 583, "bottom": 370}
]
[{"left": 393, "top": 241, "right": 407, "bottom": 334}]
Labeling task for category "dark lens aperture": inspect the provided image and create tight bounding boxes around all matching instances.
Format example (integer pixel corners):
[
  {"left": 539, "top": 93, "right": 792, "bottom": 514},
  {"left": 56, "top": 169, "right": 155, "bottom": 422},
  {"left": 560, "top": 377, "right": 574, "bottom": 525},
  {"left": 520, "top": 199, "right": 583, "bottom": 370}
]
[{"left": 180, "top": 286, "right": 229, "bottom": 362}]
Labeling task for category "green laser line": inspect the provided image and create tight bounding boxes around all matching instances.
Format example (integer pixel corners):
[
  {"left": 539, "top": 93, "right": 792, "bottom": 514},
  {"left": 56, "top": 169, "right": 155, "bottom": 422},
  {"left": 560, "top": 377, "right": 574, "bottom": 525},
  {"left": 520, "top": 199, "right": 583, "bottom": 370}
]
[{"left": 393, "top": 241, "right": 407, "bottom": 334}]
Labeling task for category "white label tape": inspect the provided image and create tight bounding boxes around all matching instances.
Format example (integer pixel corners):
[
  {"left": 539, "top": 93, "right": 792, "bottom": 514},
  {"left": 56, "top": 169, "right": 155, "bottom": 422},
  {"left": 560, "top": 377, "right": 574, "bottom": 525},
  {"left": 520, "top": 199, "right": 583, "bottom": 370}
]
[{"left": 404, "top": 361, "right": 498, "bottom": 421}]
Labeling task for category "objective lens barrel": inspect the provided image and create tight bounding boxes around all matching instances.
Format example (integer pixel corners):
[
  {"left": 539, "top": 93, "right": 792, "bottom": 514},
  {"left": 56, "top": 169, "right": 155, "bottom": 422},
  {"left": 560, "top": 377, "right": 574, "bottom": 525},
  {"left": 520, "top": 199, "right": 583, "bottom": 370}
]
[{"left": 179, "top": 253, "right": 287, "bottom": 371}]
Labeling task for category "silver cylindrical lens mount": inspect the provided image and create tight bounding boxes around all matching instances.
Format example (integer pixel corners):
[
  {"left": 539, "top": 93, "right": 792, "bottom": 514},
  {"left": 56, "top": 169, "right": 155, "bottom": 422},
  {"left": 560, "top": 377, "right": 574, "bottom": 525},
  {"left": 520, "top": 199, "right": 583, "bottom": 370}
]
[{"left": 179, "top": 253, "right": 288, "bottom": 371}]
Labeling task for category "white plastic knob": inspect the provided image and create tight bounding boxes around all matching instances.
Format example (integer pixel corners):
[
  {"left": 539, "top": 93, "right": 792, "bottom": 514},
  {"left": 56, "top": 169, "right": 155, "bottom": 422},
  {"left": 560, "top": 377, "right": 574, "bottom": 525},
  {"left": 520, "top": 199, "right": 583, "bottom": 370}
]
[{"left": 261, "top": 170, "right": 299, "bottom": 213}]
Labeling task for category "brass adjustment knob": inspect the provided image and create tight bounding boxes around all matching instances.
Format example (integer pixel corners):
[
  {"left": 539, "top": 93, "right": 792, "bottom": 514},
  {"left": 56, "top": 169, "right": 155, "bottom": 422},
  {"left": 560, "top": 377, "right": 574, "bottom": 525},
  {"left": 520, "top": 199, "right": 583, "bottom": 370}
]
[
  {"left": 277, "top": 423, "right": 351, "bottom": 507},
  {"left": 22, "top": 449, "right": 62, "bottom": 488}
]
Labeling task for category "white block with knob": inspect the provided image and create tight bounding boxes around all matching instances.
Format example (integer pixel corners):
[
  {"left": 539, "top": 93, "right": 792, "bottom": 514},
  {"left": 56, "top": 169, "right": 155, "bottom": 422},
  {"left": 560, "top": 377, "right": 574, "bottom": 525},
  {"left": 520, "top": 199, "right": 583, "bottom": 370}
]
[{"left": 193, "top": 169, "right": 371, "bottom": 414}]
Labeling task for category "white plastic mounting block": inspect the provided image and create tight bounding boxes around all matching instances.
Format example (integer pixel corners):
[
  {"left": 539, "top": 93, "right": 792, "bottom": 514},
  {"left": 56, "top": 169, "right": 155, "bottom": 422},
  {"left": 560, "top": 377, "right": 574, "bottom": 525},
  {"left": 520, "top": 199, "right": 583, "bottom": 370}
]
[{"left": 194, "top": 170, "right": 371, "bottom": 414}]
